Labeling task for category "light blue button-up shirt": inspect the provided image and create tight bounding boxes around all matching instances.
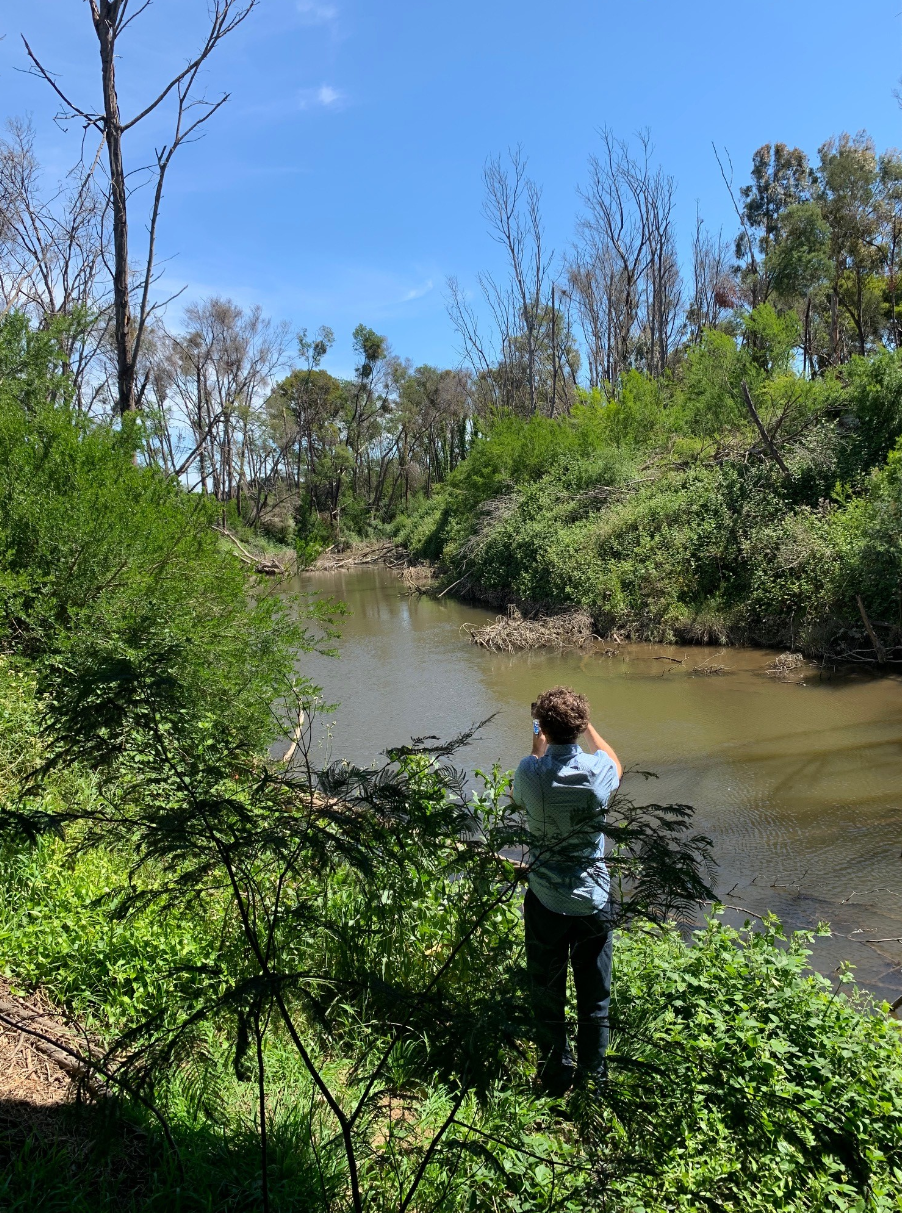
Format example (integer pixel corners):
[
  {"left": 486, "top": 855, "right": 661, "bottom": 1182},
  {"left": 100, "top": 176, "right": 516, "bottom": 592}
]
[{"left": 513, "top": 743, "right": 620, "bottom": 916}]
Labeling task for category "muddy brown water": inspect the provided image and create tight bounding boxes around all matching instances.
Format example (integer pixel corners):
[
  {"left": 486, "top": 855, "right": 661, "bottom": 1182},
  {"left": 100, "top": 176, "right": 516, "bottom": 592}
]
[{"left": 291, "top": 566, "right": 902, "bottom": 1004}]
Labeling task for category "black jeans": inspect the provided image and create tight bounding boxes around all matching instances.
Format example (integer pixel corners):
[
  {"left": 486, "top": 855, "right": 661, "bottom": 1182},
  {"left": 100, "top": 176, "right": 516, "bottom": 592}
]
[{"left": 524, "top": 888, "right": 612, "bottom": 1082}]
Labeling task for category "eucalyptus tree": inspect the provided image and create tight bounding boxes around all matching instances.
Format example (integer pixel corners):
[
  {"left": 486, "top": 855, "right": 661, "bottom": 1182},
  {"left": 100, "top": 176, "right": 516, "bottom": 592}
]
[
  {"left": 877, "top": 150, "right": 902, "bottom": 350},
  {"left": 343, "top": 324, "right": 403, "bottom": 507},
  {"left": 816, "top": 132, "right": 882, "bottom": 361},
  {"left": 395, "top": 365, "right": 472, "bottom": 502},
  {"left": 161, "top": 299, "right": 288, "bottom": 510},
  {"left": 735, "top": 143, "right": 815, "bottom": 308},
  {"left": 269, "top": 327, "right": 344, "bottom": 512}
]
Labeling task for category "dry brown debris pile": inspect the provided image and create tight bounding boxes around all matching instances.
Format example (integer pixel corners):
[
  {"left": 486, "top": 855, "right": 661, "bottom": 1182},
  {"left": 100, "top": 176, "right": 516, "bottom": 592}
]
[
  {"left": 463, "top": 605, "right": 597, "bottom": 653},
  {"left": 400, "top": 565, "right": 437, "bottom": 594},
  {"left": 767, "top": 651, "right": 806, "bottom": 678},
  {"left": 0, "top": 980, "right": 96, "bottom": 1111},
  {"left": 310, "top": 540, "right": 400, "bottom": 571},
  {"left": 692, "top": 660, "right": 729, "bottom": 676}
]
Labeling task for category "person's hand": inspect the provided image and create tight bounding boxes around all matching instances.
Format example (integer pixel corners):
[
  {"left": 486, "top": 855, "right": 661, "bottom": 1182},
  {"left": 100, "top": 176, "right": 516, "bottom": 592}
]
[{"left": 531, "top": 719, "right": 547, "bottom": 757}]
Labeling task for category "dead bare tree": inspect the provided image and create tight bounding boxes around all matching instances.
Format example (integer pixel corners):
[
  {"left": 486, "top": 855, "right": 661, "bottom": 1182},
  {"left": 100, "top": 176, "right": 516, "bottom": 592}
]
[
  {"left": 22, "top": 0, "right": 258, "bottom": 415},
  {"left": 642, "top": 164, "right": 683, "bottom": 377},
  {"left": 688, "top": 214, "right": 736, "bottom": 344},
  {"left": 448, "top": 149, "right": 556, "bottom": 415},
  {"left": 568, "top": 131, "right": 685, "bottom": 387},
  {"left": 572, "top": 131, "right": 652, "bottom": 385},
  {"left": 0, "top": 118, "right": 111, "bottom": 411},
  {"left": 568, "top": 245, "right": 617, "bottom": 393}
]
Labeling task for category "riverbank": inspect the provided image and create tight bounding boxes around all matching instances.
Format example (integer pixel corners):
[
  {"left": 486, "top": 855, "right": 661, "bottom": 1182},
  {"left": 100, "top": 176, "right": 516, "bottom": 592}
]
[{"left": 393, "top": 354, "right": 902, "bottom": 666}]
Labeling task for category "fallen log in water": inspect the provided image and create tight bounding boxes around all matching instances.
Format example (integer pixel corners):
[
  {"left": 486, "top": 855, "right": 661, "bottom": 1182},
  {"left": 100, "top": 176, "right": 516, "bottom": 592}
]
[
  {"left": 463, "top": 605, "right": 597, "bottom": 653},
  {"left": 213, "top": 525, "right": 291, "bottom": 576}
]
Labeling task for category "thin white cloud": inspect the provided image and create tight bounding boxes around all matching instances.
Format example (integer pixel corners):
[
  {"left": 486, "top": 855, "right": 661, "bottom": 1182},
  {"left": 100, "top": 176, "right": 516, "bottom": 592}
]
[
  {"left": 298, "top": 84, "right": 347, "bottom": 110},
  {"left": 296, "top": 1, "right": 338, "bottom": 24},
  {"left": 401, "top": 279, "right": 434, "bottom": 302}
]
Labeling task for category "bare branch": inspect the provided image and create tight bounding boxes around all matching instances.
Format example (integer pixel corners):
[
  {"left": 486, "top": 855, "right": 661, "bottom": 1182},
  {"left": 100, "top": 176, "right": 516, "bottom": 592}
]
[
  {"left": 120, "top": 1, "right": 257, "bottom": 132},
  {"left": 19, "top": 38, "right": 102, "bottom": 130}
]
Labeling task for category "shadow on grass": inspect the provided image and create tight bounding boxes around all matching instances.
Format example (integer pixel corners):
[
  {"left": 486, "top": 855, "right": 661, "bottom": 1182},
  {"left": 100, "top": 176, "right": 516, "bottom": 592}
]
[{"left": 0, "top": 1096, "right": 339, "bottom": 1212}]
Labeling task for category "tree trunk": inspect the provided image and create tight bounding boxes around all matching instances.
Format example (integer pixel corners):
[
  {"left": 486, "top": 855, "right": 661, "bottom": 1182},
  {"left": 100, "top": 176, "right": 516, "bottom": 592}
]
[{"left": 93, "top": 3, "right": 135, "bottom": 415}]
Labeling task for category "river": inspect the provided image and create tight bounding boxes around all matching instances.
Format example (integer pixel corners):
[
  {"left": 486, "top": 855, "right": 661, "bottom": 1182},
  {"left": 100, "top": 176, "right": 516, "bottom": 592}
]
[{"left": 294, "top": 565, "right": 902, "bottom": 1005}]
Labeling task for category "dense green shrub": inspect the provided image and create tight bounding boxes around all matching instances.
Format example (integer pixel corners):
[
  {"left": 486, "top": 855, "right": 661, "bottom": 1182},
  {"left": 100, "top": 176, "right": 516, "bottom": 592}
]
[
  {"left": 1, "top": 639, "right": 901, "bottom": 1210},
  {"left": 0, "top": 314, "right": 307, "bottom": 751},
  {"left": 3, "top": 785, "right": 901, "bottom": 1211}
]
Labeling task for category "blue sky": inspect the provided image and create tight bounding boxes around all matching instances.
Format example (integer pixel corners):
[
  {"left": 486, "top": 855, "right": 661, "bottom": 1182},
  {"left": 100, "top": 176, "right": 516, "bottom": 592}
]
[{"left": 2, "top": 0, "right": 901, "bottom": 376}]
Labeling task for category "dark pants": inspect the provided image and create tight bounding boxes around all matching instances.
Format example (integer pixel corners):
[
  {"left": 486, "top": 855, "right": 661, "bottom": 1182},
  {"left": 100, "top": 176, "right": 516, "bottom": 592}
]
[{"left": 524, "top": 888, "right": 612, "bottom": 1085}]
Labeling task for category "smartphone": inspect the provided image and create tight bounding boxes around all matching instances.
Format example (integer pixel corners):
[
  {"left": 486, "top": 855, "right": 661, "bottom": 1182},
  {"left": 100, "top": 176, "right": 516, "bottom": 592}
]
[{"left": 533, "top": 719, "right": 541, "bottom": 735}]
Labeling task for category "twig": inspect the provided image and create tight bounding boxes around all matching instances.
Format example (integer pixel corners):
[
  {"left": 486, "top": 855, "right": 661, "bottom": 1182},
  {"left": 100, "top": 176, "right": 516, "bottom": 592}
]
[{"left": 699, "top": 898, "right": 766, "bottom": 921}]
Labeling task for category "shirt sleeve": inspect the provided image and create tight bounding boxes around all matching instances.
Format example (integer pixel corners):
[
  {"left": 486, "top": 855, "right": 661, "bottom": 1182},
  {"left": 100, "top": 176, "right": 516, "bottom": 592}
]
[
  {"left": 512, "top": 755, "right": 537, "bottom": 805},
  {"left": 588, "top": 751, "right": 620, "bottom": 804}
]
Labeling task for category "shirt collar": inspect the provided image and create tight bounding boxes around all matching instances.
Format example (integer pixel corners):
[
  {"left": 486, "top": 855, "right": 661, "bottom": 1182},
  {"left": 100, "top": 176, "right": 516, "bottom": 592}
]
[{"left": 545, "top": 743, "right": 580, "bottom": 758}]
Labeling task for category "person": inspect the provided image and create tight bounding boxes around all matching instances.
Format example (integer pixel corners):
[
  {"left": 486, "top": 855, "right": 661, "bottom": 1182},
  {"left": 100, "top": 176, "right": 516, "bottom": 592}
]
[{"left": 512, "top": 685, "right": 622, "bottom": 1095}]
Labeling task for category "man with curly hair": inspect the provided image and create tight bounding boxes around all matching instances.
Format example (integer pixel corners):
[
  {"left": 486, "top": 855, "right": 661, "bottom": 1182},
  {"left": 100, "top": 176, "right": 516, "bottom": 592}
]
[{"left": 513, "top": 685, "right": 622, "bottom": 1095}]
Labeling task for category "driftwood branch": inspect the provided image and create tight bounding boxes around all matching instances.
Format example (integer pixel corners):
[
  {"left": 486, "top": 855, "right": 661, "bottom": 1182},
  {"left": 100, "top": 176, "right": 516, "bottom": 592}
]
[
  {"left": 212, "top": 525, "right": 287, "bottom": 576},
  {"left": 281, "top": 707, "right": 306, "bottom": 766},
  {"left": 856, "top": 595, "right": 886, "bottom": 664},
  {"left": 741, "top": 380, "right": 789, "bottom": 475}
]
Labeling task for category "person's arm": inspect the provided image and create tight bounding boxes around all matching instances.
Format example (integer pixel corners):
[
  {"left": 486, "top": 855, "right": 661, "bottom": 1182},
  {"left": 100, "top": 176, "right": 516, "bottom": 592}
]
[
  {"left": 503, "top": 751, "right": 535, "bottom": 882},
  {"left": 582, "top": 721, "right": 622, "bottom": 779}
]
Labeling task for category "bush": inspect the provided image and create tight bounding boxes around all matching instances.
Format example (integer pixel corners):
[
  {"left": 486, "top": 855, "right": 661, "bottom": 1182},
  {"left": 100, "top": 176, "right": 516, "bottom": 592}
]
[{"left": 0, "top": 314, "right": 307, "bottom": 751}]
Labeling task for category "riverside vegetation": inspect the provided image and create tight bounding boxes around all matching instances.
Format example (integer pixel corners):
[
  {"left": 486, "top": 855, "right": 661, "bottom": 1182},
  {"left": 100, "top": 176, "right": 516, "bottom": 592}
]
[
  {"left": 1, "top": 316, "right": 902, "bottom": 1211},
  {"left": 396, "top": 330, "right": 902, "bottom": 660},
  {"left": 7, "top": 99, "right": 902, "bottom": 662},
  {"left": 3, "top": 20, "right": 902, "bottom": 1202}
]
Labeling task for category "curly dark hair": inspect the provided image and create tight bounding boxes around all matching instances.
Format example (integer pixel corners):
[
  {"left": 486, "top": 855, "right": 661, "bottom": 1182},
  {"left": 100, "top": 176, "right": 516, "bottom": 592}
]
[{"left": 532, "top": 686, "right": 590, "bottom": 744}]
